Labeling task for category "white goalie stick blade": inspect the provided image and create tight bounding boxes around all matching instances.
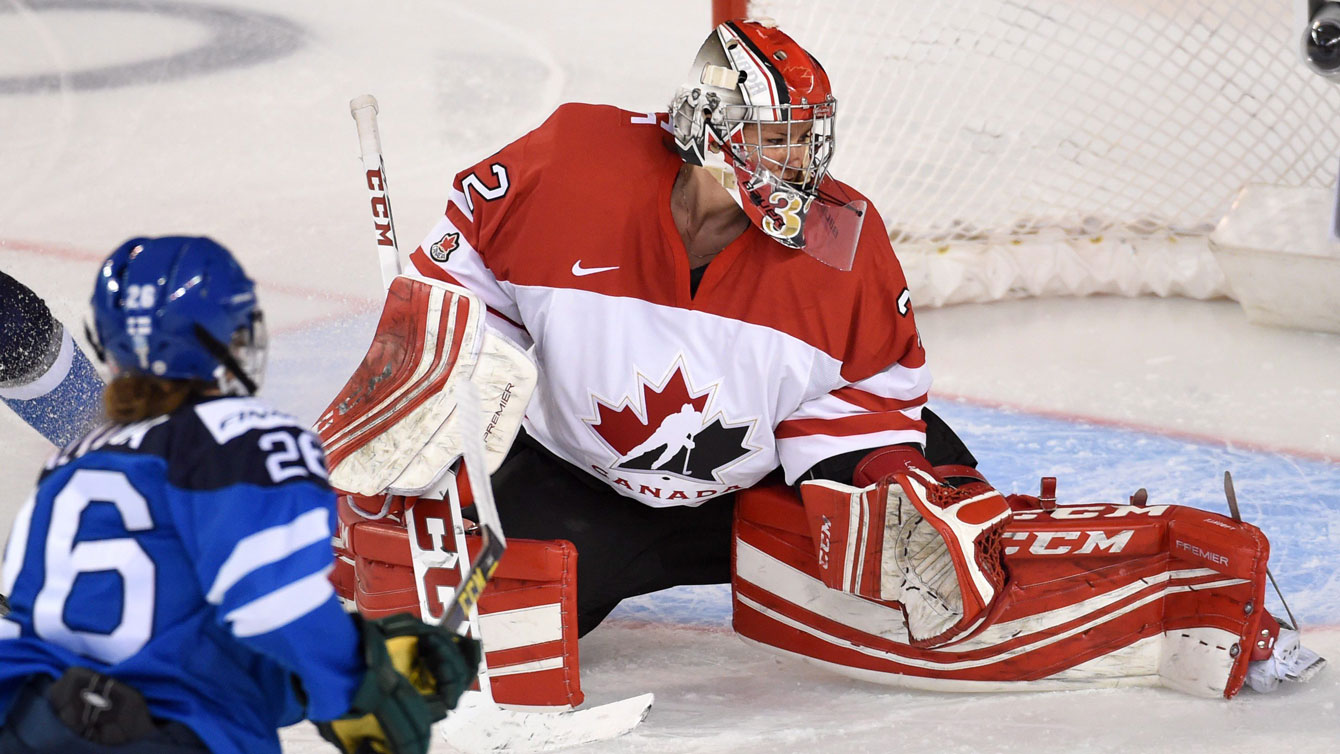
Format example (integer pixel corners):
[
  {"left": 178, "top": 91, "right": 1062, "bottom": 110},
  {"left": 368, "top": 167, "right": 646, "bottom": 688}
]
[
  {"left": 432, "top": 383, "right": 653, "bottom": 750},
  {"left": 438, "top": 690, "right": 654, "bottom": 753}
]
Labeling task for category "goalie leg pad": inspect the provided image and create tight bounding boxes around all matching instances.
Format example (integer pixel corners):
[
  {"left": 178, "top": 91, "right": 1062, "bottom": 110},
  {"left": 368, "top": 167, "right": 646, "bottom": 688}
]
[
  {"left": 743, "top": 483, "right": 1287, "bottom": 698},
  {"left": 334, "top": 493, "right": 584, "bottom": 710}
]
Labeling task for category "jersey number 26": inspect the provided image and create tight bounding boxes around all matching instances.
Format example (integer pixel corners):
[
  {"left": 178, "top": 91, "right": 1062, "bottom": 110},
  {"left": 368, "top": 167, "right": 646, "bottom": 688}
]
[{"left": 0, "top": 470, "right": 155, "bottom": 665}]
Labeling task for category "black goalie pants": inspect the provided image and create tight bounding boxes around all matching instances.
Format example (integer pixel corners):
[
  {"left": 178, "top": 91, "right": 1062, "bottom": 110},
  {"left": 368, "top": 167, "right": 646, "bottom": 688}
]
[
  {"left": 490, "top": 432, "right": 736, "bottom": 637},
  {"left": 488, "top": 408, "right": 976, "bottom": 637}
]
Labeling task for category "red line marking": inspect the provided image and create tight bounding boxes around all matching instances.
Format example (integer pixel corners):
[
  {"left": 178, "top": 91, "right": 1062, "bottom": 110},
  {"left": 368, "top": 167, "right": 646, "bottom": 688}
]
[
  {"left": 0, "top": 238, "right": 103, "bottom": 263},
  {"left": 602, "top": 618, "right": 735, "bottom": 634},
  {"left": 8, "top": 238, "right": 1337, "bottom": 465},
  {"left": 1, "top": 237, "right": 380, "bottom": 335}
]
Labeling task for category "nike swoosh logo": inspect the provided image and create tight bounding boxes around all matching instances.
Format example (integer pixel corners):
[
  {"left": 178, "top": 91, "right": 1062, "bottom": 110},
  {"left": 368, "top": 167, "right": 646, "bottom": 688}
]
[{"left": 572, "top": 261, "right": 620, "bottom": 277}]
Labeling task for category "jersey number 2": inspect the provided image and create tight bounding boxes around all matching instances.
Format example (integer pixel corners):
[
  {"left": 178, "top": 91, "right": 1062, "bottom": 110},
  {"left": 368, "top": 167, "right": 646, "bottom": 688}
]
[
  {"left": 461, "top": 164, "right": 510, "bottom": 213},
  {"left": 0, "top": 470, "right": 155, "bottom": 664}
]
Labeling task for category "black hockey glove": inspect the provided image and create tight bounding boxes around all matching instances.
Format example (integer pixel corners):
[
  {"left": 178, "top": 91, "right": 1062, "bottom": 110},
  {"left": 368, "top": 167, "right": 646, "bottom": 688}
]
[{"left": 316, "top": 613, "right": 482, "bottom": 754}]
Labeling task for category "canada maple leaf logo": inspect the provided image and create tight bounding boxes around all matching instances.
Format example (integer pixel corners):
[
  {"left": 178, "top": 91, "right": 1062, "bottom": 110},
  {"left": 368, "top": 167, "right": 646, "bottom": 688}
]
[
  {"left": 428, "top": 231, "right": 459, "bottom": 262},
  {"left": 585, "top": 361, "right": 756, "bottom": 483}
]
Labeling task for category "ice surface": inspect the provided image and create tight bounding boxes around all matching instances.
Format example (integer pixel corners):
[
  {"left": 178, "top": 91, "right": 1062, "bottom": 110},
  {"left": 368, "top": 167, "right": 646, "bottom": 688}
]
[{"left": 1, "top": 1, "right": 1337, "bottom": 751}]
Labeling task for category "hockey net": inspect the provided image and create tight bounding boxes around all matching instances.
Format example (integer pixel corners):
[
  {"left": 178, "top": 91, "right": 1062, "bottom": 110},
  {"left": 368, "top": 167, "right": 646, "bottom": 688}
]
[{"left": 721, "top": 1, "right": 1340, "bottom": 306}]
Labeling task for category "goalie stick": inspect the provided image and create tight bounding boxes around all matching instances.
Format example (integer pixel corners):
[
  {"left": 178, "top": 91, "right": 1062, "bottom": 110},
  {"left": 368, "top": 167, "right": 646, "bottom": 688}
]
[
  {"left": 348, "top": 95, "right": 652, "bottom": 751},
  {"left": 1222, "top": 471, "right": 1326, "bottom": 690},
  {"left": 1222, "top": 471, "right": 1299, "bottom": 630},
  {"left": 349, "top": 93, "right": 503, "bottom": 640}
]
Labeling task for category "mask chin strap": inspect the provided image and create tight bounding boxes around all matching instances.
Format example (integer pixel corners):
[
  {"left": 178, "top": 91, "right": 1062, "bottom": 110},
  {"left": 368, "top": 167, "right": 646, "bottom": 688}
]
[
  {"left": 83, "top": 321, "right": 107, "bottom": 364},
  {"left": 193, "top": 324, "right": 258, "bottom": 396}
]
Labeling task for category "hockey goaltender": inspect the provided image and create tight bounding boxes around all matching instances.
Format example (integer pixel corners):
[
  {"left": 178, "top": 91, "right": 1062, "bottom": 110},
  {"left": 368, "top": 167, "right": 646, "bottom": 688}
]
[{"left": 316, "top": 19, "right": 1326, "bottom": 714}]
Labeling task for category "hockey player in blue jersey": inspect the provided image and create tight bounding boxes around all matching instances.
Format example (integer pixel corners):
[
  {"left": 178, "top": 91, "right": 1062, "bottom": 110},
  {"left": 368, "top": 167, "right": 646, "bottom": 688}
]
[
  {"left": 0, "top": 271, "right": 104, "bottom": 446},
  {"left": 0, "top": 237, "right": 480, "bottom": 754}
]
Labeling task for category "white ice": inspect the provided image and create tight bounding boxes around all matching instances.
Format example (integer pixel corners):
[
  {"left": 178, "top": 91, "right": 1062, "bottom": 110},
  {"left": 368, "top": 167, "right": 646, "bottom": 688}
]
[{"left": 1, "top": 1, "right": 1337, "bottom": 752}]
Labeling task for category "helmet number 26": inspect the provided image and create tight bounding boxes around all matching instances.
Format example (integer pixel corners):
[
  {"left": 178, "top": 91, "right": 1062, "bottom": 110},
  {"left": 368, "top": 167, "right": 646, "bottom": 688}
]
[{"left": 125, "top": 284, "right": 157, "bottom": 310}]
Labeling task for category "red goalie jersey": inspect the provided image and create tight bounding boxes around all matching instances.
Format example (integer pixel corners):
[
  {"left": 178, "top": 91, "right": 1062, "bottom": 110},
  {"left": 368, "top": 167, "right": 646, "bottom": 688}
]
[
  {"left": 329, "top": 103, "right": 1321, "bottom": 707},
  {"left": 409, "top": 103, "right": 928, "bottom": 508}
]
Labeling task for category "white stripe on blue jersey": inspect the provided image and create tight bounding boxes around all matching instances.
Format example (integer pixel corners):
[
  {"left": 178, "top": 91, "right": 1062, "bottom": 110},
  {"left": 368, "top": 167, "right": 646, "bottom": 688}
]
[
  {"left": 224, "top": 566, "right": 337, "bottom": 638},
  {"left": 207, "top": 507, "right": 332, "bottom": 605}
]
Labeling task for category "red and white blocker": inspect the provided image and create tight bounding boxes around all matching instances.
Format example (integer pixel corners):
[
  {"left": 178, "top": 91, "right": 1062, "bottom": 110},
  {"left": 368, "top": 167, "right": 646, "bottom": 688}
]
[
  {"left": 799, "top": 468, "right": 1012, "bottom": 648},
  {"left": 733, "top": 482, "right": 1276, "bottom": 698}
]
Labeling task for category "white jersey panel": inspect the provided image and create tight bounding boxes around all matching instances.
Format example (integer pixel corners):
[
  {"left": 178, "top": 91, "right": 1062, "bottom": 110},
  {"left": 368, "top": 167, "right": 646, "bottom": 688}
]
[{"left": 514, "top": 286, "right": 849, "bottom": 507}]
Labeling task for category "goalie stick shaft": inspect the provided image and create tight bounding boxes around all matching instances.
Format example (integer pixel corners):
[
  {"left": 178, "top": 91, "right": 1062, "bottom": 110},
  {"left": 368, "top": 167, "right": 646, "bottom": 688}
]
[
  {"left": 349, "top": 97, "right": 654, "bottom": 750},
  {"left": 440, "top": 378, "right": 502, "bottom": 702},
  {"left": 348, "top": 95, "right": 506, "bottom": 639},
  {"left": 349, "top": 95, "right": 403, "bottom": 289}
]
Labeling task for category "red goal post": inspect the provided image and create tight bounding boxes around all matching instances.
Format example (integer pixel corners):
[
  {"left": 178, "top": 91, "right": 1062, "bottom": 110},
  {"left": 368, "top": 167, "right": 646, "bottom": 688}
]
[{"left": 710, "top": 1, "right": 1340, "bottom": 308}]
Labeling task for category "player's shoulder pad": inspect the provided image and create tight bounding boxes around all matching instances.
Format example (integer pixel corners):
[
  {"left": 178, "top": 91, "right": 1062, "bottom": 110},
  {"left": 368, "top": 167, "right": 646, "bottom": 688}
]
[
  {"left": 533, "top": 102, "right": 651, "bottom": 155},
  {"left": 546, "top": 102, "right": 621, "bottom": 127},
  {"left": 171, "top": 396, "right": 330, "bottom": 492}
]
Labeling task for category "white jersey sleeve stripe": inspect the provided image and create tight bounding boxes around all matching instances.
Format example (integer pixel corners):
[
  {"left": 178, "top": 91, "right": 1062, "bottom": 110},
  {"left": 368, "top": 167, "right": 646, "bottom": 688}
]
[
  {"left": 410, "top": 216, "right": 525, "bottom": 327},
  {"left": 206, "top": 507, "right": 331, "bottom": 605},
  {"left": 832, "top": 386, "right": 928, "bottom": 413},
  {"left": 448, "top": 188, "right": 474, "bottom": 224},
  {"left": 782, "top": 391, "right": 926, "bottom": 423},
  {"left": 847, "top": 361, "right": 933, "bottom": 401},
  {"left": 224, "top": 566, "right": 335, "bottom": 638},
  {"left": 776, "top": 411, "right": 924, "bottom": 439}
]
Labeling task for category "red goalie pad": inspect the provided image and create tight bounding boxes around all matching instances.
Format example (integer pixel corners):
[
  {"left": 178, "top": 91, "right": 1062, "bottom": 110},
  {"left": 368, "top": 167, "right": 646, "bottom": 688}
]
[
  {"left": 331, "top": 492, "right": 584, "bottom": 710},
  {"left": 733, "top": 480, "right": 1273, "bottom": 698}
]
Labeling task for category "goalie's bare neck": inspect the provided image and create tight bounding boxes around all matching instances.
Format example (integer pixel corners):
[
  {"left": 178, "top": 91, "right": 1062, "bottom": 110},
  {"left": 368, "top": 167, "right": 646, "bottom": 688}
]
[{"left": 670, "top": 164, "right": 750, "bottom": 269}]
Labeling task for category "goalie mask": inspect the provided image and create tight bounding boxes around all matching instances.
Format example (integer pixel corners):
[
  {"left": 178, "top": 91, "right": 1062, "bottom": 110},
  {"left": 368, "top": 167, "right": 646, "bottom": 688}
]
[{"left": 671, "top": 20, "right": 866, "bottom": 270}]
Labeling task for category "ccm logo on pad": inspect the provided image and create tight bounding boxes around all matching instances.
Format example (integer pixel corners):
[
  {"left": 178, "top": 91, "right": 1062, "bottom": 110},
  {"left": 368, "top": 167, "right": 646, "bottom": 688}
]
[{"left": 1004, "top": 529, "right": 1134, "bottom": 556}]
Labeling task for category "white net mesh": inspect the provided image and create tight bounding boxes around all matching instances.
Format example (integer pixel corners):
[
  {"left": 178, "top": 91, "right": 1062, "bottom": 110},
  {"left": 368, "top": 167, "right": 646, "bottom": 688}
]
[{"left": 745, "top": 0, "right": 1340, "bottom": 304}]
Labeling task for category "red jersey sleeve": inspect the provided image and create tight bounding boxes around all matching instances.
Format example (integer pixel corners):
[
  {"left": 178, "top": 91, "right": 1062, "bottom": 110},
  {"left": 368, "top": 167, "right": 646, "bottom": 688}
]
[
  {"left": 774, "top": 199, "right": 931, "bottom": 482},
  {"left": 407, "top": 108, "right": 565, "bottom": 346}
]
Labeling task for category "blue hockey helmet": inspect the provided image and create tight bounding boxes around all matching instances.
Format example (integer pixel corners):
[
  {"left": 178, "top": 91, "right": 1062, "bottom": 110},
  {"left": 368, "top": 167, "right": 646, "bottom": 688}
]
[{"left": 89, "top": 236, "right": 266, "bottom": 395}]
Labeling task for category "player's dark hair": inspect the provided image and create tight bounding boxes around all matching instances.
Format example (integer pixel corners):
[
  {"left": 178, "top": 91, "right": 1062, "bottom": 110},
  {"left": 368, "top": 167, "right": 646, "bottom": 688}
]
[{"left": 103, "top": 374, "right": 208, "bottom": 423}]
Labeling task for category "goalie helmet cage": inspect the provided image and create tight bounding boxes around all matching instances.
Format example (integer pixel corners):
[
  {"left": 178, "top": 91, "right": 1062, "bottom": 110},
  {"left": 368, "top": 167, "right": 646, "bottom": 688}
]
[{"left": 711, "top": 0, "right": 1340, "bottom": 306}]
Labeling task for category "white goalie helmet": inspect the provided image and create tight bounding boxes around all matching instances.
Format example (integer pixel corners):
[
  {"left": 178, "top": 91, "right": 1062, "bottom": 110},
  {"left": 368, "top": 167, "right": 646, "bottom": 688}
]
[{"left": 670, "top": 19, "right": 866, "bottom": 270}]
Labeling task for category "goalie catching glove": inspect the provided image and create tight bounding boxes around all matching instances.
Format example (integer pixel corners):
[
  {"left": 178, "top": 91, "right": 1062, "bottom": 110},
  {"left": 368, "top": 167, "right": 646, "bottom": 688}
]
[
  {"left": 316, "top": 613, "right": 481, "bottom": 754},
  {"left": 800, "top": 446, "right": 1011, "bottom": 647}
]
